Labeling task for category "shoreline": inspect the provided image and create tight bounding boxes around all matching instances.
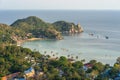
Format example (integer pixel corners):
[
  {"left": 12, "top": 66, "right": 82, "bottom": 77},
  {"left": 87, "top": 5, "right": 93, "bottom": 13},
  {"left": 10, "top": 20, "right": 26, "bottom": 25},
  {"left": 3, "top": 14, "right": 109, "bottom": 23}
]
[
  {"left": 17, "top": 38, "right": 44, "bottom": 46},
  {"left": 27, "top": 38, "right": 44, "bottom": 41}
]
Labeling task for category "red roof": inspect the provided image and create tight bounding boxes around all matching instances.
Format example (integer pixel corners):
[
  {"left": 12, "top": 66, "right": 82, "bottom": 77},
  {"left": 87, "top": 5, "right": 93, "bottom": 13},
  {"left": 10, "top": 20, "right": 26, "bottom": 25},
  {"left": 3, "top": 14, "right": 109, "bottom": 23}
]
[
  {"left": 1, "top": 72, "right": 20, "bottom": 80},
  {"left": 84, "top": 63, "right": 93, "bottom": 68}
]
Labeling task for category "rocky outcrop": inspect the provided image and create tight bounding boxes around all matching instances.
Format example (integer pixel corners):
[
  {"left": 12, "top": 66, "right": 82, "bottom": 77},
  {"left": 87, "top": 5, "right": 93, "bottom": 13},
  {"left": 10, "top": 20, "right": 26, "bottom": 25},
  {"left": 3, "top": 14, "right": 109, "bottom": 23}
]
[
  {"left": 53, "top": 21, "right": 83, "bottom": 34},
  {"left": 69, "top": 23, "right": 83, "bottom": 33}
]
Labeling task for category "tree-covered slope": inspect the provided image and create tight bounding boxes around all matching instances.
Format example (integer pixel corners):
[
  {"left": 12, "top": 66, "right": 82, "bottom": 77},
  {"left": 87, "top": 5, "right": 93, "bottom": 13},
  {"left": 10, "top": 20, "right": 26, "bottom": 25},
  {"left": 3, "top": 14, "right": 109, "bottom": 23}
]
[
  {"left": 53, "top": 21, "right": 75, "bottom": 31},
  {"left": 11, "top": 16, "right": 63, "bottom": 39},
  {"left": 0, "top": 23, "right": 28, "bottom": 45},
  {"left": 11, "top": 16, "right": 49, "bottom": 32},
  {"left": 53, "top": 21, "right": 83, "bottom": 33},
  {"left": 0, "top": 45, "right": 41, "bottom": 77},
  {"left": 0, "top": 24, "right": 16, "bottom": 44}
]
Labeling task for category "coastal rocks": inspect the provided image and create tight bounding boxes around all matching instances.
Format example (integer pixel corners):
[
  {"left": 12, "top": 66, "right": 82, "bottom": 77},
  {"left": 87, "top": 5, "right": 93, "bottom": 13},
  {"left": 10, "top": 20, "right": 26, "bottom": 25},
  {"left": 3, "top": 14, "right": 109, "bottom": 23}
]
[{"left": 69, "top": 23, "right": 83, "bottom": 33}]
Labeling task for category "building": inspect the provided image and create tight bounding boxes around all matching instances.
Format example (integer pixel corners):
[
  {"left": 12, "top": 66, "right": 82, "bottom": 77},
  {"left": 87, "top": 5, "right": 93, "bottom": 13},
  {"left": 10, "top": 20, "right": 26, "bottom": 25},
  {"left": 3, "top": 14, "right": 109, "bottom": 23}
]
[
  {"left": 24, "top": 67, "right": 35, "bottom": 78},
  {"left": 1, "top": 72, "right": 20, "bottom": 80},
  {"left": 83, "top": 63, "right": 93, "bottom": 71}
]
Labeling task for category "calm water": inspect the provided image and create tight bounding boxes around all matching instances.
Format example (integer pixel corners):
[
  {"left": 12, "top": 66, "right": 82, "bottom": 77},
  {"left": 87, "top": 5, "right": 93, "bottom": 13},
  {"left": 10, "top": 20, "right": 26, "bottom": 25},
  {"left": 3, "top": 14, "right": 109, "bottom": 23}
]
[{"left": 0, "top": 10, "right": 120, "bottom": 65}]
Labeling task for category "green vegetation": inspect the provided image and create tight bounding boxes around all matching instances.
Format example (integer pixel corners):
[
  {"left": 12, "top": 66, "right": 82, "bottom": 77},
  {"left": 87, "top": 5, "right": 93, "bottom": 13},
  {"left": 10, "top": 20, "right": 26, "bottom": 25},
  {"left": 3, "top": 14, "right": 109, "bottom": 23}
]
[
  {"left": 0, "top": 24, "right": 25, "bottom": 45},
  {"left": 0, "top": 45, "right": 120, "bottom": 80},
  {"left": 0, "top": 24, "right": 15, "bottom": 44},
  {"left": 0, "top": 16, "right": 84, "bottom": 45},
  {"left": 0, "top": 45, "right": 41, "bottom": 77},
  {"left": 11, "top": 16, "right": 63, "bottom": 40},
  {"left": 53, "top": 21, "right": 83, "bottom": 33},
  {"left": 53, "top": 21, "right": 75, "bottom": 31}
]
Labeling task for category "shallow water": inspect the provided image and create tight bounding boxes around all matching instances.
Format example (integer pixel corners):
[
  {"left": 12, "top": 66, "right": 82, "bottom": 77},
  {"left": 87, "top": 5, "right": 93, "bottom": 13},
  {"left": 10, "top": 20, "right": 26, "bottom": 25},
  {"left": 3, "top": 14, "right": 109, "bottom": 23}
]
[{"left": 22, "top": 32, "right": 120, "bottom": 66}]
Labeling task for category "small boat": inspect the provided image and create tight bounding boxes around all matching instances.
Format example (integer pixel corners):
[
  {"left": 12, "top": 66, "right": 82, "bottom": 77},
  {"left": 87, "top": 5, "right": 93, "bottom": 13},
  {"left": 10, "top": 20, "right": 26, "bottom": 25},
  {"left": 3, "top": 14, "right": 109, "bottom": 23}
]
[
  {"left": 105, "top": 36, "right": 109, "bottom": 39},
  {"left": 89, "top": 33, "right": 94, "bottom": 36}
]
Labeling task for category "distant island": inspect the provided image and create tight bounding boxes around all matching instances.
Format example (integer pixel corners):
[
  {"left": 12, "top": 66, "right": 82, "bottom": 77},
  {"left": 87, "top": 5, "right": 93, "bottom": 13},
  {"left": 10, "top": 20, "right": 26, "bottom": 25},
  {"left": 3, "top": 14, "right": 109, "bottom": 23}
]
[{"left": 0, "top": 16, "right": 83, "bottom": 46}]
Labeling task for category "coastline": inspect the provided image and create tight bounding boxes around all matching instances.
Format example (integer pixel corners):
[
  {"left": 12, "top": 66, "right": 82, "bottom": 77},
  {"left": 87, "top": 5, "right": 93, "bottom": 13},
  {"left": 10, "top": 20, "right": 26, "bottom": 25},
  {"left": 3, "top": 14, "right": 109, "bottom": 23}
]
[
  {"left": 17, "top": 36, "right": 64, "bottom": 46},
  {"left": 27, "top": 38, "right": 44, "bottom": 41},
  {"left": 17, "top": 38, "right": 44, "bottom": 46}
]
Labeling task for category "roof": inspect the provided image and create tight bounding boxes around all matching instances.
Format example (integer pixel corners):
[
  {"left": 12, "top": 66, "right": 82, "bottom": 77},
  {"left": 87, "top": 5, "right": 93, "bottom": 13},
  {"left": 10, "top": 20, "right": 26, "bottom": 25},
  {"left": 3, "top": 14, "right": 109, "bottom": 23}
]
[
  {"left": 14, "top": 78, "right": 25, "bottom": 80},
  {"left": 24, "top": 67, "right": 34, "bottom": 74},
  {"left": 114, "top": 77, "right": 120, "bottom": 80},
  {"left": 1, "top": 72, "right": 20, "bottom": 80},
  {"left": 84, "top": 63, "right": 93, "bottom": 68}
]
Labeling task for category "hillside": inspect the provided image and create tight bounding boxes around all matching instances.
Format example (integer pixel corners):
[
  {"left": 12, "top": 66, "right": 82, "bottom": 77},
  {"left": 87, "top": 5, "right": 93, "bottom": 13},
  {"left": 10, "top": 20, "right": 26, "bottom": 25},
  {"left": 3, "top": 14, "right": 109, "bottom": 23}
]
[
  {"left": 0, "top": 23, "right": 28, "bottom": 45},
  {"left": 11, "top": 16, "right": 63, "bottom": 39},
  {"left": 0, "top": 45, "right": 41, "bottom": 77},
  {"left": 0, "top": 16, "right": 83, "bottom": 45},
  {"left": 0, "top": 24, "right": 16, "bottom": 44},
  {"left": 11, "top": 16, "right": 83, "bottom": 39},
  {"left": 53, "top": 21, "right": 83, "bottom": 33}
]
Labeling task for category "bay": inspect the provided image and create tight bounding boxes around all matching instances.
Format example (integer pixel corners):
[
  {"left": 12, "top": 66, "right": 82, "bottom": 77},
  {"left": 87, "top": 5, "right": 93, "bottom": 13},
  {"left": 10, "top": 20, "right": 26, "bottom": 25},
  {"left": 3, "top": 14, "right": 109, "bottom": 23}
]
[{"left": 0, "top": 10, "right": 120, "bottom": 65}]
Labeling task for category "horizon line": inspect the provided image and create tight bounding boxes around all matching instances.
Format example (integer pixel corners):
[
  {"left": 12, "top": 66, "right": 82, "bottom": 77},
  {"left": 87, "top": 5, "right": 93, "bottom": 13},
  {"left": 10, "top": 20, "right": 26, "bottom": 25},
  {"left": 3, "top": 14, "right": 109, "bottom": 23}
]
[{"left": 0, "top": 9, "right": 120, "bottom": 11}]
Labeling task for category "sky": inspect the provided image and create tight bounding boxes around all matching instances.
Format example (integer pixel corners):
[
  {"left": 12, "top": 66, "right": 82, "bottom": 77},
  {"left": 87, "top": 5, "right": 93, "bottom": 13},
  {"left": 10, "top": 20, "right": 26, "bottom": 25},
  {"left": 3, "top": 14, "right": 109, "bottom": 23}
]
[{"left": 0, "top": 0, "right": 120, "bottom": 10}]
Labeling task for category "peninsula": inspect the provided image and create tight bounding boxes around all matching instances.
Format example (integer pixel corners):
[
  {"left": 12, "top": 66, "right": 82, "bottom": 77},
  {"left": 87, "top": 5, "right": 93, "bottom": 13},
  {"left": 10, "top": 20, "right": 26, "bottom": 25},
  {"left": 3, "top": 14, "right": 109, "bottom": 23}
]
[{"left": 0, "top": 16, "right": 83, "bottom": 46}]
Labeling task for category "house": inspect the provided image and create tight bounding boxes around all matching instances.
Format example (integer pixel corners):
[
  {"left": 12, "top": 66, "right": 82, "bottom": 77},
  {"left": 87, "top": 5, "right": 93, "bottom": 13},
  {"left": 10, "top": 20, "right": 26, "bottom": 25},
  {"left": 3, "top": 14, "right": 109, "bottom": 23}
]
[
  {"left": 68, "top": 58, "right": 75, "bottom": 63},
  {"left": 118, "top": 73, "right": 120, "bottom": 77},
  {"left": 14, "top": 78, "right": 26, "bottom": 80},
  {"left": 37, "top": 72, "right": 44, "bottom": 76},
  {"left": 24, "top": 67, "right": 35, "bottom": 78},
  {"left": 83, "top": 63, "right": 93, "bottom": 71},
  {"left": 1, "top": 72, "right": 20, "bottom": 80},
  {"left": 114, "top": 73, "right": 120, "bottom": 80},
  {"left": 114, "top": 77, "right": 120, "bottom": 80},
  {"left": 59, "top": 70, "right": 64, "bottom": 77}
]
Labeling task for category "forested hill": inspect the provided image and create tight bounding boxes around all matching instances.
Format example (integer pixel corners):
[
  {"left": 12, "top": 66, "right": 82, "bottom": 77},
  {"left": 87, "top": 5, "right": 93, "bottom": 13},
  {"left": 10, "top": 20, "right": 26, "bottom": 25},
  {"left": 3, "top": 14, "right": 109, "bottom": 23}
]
[
  {"left": 11, "top": 16, "right": 50, "bottom": 32},
  {"left": 11, "top": 16, "right": 63, "bottom": 40},
  {"left": 0, "top": 24, "right": 26, "bottom": 44},
  {"left": 0, "top": 16, "right": 83, "bottom": 45},
  {"left": 53, "top": 21, "right": 83, "bottom": 33},
  {"left": 11, "top": 16, "right": 83, "bottom": 39}
]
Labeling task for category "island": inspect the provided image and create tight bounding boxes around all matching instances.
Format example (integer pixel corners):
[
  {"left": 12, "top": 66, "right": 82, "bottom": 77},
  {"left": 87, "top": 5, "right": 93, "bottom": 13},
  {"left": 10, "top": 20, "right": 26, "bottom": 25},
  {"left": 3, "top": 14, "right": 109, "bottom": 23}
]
[{"left": 0, "top": 16, "right": 84, "bottom": 46}]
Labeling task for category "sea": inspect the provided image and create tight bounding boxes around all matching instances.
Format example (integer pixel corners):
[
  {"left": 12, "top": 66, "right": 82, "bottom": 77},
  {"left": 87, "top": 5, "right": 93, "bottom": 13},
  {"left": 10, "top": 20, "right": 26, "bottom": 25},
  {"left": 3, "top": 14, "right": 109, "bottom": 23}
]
[{"left": 0, "top": 10, "right": 120, "bottom": 66}]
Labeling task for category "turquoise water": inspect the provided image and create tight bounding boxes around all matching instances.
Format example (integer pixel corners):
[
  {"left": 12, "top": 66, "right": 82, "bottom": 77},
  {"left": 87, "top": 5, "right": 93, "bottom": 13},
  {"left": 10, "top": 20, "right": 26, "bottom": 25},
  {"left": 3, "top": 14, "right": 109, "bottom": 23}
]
[
  {"left": 22, "top": 32, "right": 120, "bottom": 66},
  {"left": 0, "top": 10, "right": 120, "bottom": 65}
]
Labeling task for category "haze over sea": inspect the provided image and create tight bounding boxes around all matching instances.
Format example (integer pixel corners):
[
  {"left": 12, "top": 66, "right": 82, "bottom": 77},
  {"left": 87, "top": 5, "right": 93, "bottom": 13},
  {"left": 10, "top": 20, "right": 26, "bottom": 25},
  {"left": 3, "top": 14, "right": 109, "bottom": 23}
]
[{"left": 0, "top": 10, "right": 120, "bottom": 65}]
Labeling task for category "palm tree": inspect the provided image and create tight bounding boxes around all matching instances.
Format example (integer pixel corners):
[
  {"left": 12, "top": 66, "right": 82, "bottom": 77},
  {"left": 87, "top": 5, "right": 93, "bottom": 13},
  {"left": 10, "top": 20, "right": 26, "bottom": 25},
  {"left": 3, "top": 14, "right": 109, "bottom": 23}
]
[
  {"left": 44, "top": 51, "right": 47, "bottom": 55},
  {"left": 51, "top": 51, "right": 53, "bottom": 55},
  {"left": 53, "top": 54, "right": 55, "bottom": 57},
  {"left": 67, "top": 55, "right": 70, "bottom": 58},
  {"left": 56, "top": 57, "right": 58, "bottom": 60},
  {"left": 81, "top": 59, "right": 85, "bottom": 62},
  {"left": 76, "top": 56, "right": 78, "bottom": 59},
  {"left": 56, "top": 52, "right": 59, "bottom": 55},
  {"left": 71, "top": 56, "right": 74, "bottom": 59},
  {"left": 46, "top": 55, "right": 50, "bottom": 58}
]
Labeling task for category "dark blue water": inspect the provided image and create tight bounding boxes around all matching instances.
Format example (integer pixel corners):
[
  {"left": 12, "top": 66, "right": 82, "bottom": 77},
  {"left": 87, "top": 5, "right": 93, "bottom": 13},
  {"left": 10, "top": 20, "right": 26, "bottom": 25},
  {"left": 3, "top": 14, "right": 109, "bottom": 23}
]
[{"left": 0, "top": 10, "right": 120, "bottom": 65}]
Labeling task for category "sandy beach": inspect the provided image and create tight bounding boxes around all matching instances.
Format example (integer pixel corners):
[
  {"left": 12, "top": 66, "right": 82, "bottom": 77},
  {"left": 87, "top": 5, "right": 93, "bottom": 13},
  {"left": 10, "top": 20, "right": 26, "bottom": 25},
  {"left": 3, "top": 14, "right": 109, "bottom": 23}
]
[
  {"left": 27, "top": 38, "right": 43, "bottom": 41},
  {"left": 17, "top": 38, "right": 44, "bottom": 46}
]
